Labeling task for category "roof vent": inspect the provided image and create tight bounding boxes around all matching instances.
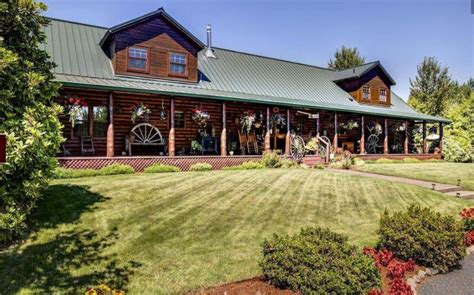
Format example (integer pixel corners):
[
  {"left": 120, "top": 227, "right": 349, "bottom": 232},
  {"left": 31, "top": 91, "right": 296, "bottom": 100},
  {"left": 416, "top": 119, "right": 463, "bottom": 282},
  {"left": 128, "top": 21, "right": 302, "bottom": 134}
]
[{"left": 205, "top": 24, "right": 216, "bottom": 58}]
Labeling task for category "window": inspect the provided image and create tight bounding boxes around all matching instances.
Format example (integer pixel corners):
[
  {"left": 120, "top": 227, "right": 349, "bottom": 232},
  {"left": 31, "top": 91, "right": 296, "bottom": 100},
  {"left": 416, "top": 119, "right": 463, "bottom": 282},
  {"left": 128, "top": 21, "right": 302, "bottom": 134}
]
[
  {"left": 379, "top": 87, "right": 387, "bottom": 102},
  {"left": 93, "top": 106, "right": 108, "bottom": 137},
  {"left": 73, "top": 106, "right": 89, "bottom": 137},
  {"left": 362, "top": 85, "right": 371, "bottom": 100},
  {"left": 128, "top": 47, "right": 148, "bottom": 71},
  {"left": 174, "top": 111, "right": 185, "bottom": 128},
  {"left": 169, "top": 52, "right": 187, "bottom": 75}
]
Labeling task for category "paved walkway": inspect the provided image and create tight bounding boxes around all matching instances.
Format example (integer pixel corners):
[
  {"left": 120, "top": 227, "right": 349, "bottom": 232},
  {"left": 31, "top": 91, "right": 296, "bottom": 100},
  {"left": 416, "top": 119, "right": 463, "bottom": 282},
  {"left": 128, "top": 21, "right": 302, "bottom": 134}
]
[
  {"left": 418, "top": 254, "right": 474, "bottom": 295},
  {"left": 326, "top": 169, "right": 474, "bottom": 198}
]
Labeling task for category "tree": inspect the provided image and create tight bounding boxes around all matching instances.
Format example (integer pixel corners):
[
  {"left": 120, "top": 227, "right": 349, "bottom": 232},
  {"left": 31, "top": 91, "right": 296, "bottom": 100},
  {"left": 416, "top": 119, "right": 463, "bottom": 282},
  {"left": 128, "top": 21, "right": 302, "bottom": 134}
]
[
  {"left": 0, "top": 0, "right": 63, "bottom": 241},
  {"left": 407, "top": 57, "right": 454, "bottom": 116},
  {"left": 328, "top": 46, "right": 365, "bottom": 70}
]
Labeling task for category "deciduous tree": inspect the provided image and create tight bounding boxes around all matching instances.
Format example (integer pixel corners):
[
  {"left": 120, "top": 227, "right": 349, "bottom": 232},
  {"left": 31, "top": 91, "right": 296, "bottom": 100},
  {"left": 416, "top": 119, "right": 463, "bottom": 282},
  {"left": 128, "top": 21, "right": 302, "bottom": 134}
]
[{"left": 0, "top": 0, "right": 63, "bottom": 241}]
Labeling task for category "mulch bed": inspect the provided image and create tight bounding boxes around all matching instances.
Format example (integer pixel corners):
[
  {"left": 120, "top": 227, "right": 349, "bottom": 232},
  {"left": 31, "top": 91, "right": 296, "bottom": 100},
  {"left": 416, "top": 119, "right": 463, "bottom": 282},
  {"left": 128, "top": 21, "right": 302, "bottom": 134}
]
[{"left": 191, "top": 277, "right": 299, "bottom": 295}]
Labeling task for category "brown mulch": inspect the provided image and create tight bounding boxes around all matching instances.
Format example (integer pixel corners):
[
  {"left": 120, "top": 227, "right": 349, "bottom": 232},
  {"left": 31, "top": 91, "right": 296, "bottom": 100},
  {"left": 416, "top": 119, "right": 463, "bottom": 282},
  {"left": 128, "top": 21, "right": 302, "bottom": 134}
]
[{"left": 191, "top": 277, "right": 300, "bottom": 295}]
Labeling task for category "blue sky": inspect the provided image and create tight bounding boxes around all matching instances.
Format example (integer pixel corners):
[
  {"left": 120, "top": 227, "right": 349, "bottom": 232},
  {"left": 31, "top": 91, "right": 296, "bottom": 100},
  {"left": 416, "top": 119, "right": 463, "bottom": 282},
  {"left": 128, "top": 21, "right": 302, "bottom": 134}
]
[{"left": 42, "top": 0, "right": 473, "bottom": 99}]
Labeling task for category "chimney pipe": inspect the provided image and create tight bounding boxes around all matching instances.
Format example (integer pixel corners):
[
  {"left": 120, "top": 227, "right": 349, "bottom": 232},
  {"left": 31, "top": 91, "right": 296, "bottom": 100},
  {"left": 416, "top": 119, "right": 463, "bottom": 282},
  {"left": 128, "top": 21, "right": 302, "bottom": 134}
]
[{"left": 205, "top": 24, "right": 216, "bottom": 58}]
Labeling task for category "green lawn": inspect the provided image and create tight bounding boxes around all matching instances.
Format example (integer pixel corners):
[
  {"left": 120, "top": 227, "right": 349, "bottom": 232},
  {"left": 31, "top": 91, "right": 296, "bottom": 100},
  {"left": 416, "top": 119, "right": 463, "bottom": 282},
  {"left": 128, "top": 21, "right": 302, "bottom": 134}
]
[
  {"left": 0, "top": 169, "right": 472, "bottom": 294},
  {"left": 356, "top": 162, "right": 474, "bottom": 191}
]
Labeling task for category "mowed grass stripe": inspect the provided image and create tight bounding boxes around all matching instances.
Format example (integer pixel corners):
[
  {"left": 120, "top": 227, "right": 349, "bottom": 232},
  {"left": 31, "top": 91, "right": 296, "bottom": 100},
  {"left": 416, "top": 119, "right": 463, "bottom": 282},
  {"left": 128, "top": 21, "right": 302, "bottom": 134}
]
[{"left": 0, "top": 169, "right": 472, "bottom": 294}]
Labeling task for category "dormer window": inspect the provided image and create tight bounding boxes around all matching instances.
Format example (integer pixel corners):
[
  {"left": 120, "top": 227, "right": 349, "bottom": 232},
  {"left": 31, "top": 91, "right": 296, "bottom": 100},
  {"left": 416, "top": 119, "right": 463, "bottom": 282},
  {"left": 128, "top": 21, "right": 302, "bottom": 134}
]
[
  {"left": 128, "top": 47, "right": 148, "bottom": 72},
  {"left": 379, "top": 87, "right": 387, "bottom": 102},
  {"left": 362, "top": 85, "right": 371, "bottom": 100},
  {"left": 169, "top": 52, "right": 187, "bottom": 76}
]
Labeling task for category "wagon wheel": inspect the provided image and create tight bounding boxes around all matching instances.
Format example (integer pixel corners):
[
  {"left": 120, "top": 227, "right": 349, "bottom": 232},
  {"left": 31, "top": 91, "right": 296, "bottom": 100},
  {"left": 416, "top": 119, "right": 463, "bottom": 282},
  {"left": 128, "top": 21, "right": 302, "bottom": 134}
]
[
  {"left": 290, "top": 134, "right": 305, "bottom": 161},
  {"left": 366, "top": 134, "right": 379, "bottom": 154},
  {"left": 130, "top": 123, "right": 163, "bottom": 144},
  {"left": 318, "top": 136, "right": 331, "bottom": 157}
]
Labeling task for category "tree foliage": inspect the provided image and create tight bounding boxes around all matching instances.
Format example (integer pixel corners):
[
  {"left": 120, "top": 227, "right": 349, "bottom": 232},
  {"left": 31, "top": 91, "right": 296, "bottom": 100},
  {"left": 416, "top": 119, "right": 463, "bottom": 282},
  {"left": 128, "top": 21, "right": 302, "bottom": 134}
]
[
  {"left": 0, "top": 0, "right": 63, "bottom": 241},
  {"left": 328, "top": 46, "right": 365, "bottom": 70},
  {"left": 408, "top": 57, "right": 454, "bottom": 116}
]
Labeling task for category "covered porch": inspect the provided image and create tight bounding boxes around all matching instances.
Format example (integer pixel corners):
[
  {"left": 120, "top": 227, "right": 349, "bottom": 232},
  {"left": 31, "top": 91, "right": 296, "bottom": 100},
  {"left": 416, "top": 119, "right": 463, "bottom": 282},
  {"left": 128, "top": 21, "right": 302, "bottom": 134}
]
[{"left": 58, "top": 88, "right": 446, "bottom": 166}]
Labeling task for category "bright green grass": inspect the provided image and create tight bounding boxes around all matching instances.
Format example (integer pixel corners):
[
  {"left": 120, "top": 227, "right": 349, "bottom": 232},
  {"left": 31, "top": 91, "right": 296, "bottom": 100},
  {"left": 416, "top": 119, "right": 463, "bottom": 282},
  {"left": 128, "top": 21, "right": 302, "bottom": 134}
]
[
  {"left": 0, "top": 169, "right": 472, "bottom": 294},
  {"left": 357, "top": 162, "right": 474, "bottom": 191}
]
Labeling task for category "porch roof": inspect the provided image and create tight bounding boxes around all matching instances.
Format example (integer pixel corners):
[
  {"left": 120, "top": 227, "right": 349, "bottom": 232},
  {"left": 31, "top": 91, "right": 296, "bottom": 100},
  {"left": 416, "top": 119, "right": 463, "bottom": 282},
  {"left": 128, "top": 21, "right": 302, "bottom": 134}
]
[{"left": 43, "top": 18, "right": 450, "bottom": 123}]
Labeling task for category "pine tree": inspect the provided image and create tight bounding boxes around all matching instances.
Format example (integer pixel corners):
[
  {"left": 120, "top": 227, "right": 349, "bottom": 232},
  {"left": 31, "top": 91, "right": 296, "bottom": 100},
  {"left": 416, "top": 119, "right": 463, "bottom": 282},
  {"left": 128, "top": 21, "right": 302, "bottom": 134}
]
[
  {"left": 327, "top": 46, "right": 365, "bottom": 70},
  {"left": 0, "top": 0, "right": 63, "bottom": 241},
  {"left": 407, "top": 57, "right": 453, "bottom": 116}
]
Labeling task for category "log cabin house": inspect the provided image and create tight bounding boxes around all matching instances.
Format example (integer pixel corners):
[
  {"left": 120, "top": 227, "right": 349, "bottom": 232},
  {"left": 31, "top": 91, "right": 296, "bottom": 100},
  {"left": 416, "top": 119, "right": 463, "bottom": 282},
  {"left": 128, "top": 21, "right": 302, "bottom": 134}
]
[{"left": 43, "top": 8, "right": 449, "bottom": 171}]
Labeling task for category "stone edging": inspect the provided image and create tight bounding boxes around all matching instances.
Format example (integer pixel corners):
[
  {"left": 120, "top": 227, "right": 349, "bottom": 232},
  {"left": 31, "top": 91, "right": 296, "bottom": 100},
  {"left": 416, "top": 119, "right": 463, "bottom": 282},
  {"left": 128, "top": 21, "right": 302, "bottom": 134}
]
[{"left": 407, "top": 245, "right": 474, "bottom": 294}]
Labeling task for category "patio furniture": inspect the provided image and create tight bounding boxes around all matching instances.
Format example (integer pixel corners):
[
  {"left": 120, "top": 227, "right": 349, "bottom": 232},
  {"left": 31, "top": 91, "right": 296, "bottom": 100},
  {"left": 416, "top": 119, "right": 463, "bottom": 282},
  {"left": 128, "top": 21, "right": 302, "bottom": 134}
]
[
  {"left": 247, "top": 132, "right": 259, "bottom": 154},
  {"left": 238, "top": 131, "right": 249, "bottom": 155},
  {"left": 80, "top": 136, "right": 95, "bottom": 155},
  {"left": 128, "top": 123, "right": 167, "bottom": 156},
  {"left": 365, "top": 134, "right": 381, "bottom": 154}
]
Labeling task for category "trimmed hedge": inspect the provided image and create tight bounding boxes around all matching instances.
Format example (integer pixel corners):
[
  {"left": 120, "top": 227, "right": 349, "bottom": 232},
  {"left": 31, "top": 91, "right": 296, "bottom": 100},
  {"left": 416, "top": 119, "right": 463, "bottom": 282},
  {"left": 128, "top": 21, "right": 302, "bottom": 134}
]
[
  {"left": 377, "top": 205, "right": 465, "bottom": 273},
  {"left": 222, "top": 161, "right": 264, "bottom": 170},
  {"left": 189, "top": 163, "right": 213, "bottom": 171},
  {"left": 53, "top": 164, "right": 135, "bottom": 179},
  {"left": 143, "top": 164, "right": 181, "bottom": 173},
  {"left": 261, "top": 227, "right": 381, "bottom": 294}
]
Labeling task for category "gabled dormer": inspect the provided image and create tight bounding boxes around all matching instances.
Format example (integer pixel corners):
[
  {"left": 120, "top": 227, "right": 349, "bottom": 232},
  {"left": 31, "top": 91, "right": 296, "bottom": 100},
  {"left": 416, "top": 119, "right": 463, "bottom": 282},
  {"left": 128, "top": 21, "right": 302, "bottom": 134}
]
[
  {"left": 100, "top": 8, "right": 205, "bottom": 83},
  {"left": 332, "top": 62, "right": 396, "bottom": 107}
]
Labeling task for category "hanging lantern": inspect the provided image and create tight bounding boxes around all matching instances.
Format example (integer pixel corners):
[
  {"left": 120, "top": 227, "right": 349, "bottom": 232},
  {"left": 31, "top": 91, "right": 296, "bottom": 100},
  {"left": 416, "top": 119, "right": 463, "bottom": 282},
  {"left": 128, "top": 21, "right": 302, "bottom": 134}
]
[{"left": 159, "top": 98, "right": 167, "bottom": 120}]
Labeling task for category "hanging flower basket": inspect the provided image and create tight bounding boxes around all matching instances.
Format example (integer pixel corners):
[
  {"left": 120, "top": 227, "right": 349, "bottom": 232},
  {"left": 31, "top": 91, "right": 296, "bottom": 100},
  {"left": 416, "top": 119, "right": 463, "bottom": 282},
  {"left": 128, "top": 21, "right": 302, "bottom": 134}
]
[
  {"left": 367, "top": 121, "right": 382, "bottom": 135},
  {"left": 339, "top": 119, "right": 359, "bottom": 132},
  {"left": 191, "top": 106, "right": 210, "bottom": 128},
  {"left": 63, "top": 95, "right": 87, "bottom": 127},
  {"left": 131, "top": 102, "right": 151, "bottom": 123},
  {"left": 271, "top": 113, "right": 286, "bottom": 129},
  {"left": 239, "top": 110, "right": 256, "bottom": 133}
]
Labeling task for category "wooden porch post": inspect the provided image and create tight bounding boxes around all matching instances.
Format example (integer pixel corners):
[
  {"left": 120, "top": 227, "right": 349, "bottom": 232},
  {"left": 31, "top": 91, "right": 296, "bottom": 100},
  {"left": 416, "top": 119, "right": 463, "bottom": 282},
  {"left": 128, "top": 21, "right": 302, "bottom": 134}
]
[
  {"left": 220, "top": 102, "right": 227, "bottom": 156},
  {"left": 383, "top": 118, "right": 388, "bottom": 154},
  {"left": 422, "top": 121, "right": 427, "bottom": 154},
  {"left": 439, "top": 122, "right": 444, "bottom": 153},
  {"left": 285, "top": 108, "right": 291, "bottom": 156},
  {"left": 404, "top": 120, "right": 409, "bottom": 155},
  {"left": 106, "top": 92, "right": 114, "bottom": 157},
  {"left": 316, "top": 111, "right": 320, "bottom": 136},
  {"left": 264, "top": 107, "right": 271, "bottom": 151},
  {"left": 333, "top": 112, "right": 338, "bottom": 152},
  {"left": 168, "top": 98, "right": 175, "bottom": 157},
  {"left": 360, "top": 115, "right": 365, "bottom": 155}
]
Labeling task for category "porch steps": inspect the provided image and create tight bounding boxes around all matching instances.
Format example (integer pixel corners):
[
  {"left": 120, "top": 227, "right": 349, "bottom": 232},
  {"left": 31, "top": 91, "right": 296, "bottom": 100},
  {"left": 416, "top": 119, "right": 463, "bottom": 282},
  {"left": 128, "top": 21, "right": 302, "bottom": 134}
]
[{"left": 446, "top": 190, "right": 474, "bottom": 199}]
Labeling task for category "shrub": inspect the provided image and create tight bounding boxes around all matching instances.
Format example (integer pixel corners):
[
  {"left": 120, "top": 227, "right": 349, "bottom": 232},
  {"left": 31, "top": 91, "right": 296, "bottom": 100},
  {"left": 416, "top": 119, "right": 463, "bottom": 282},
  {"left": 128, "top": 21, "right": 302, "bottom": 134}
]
[
  {"left": 261, "top": 151, "right": 281, "bottom": 168},
  {"left": 99, "top": 164, "right": 135, "bottom": 175},
  {"left": 443, "top": 137, "right": 473, "bottom": 163},
  {"left": 377, "top": 205, "right": 465, "bottom": 272},
  {"left": 353, "top": 158, "right": 366, "bottom": 167},
  {"left": 0, "top": 2, "right": 64, "bottom": 241},
  {"left": 260, "top": 227, "right": 381, "bottom": 294},
  {"left": 53, "top": 168, "right": 101, "bottom": 179},
  {"left": 222, "top": 161, "right": 264, "bottom": 170},
  {"left": 144, "top": 164, "right": 181, "bottom": 173},
  {"left": 402, "top": 157, "right": 421, "bottom": 163},
  {"left": 312, "top": 164, "right": 325, "bottom": 169},
  {"left": 279, "top": 158, "right": 299, "bottom": 168},
  {"left": 189, "top": 163, "right": 213, "bottom": 171}
]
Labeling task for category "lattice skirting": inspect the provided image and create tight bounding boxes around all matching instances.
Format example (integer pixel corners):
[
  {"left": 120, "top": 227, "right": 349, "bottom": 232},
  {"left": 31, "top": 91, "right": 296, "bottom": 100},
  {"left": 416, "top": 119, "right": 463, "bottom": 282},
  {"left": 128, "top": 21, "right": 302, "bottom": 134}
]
[
  {"left": 356, "top": 153, "right": 442, "bottom": 161},
  {"left": 57, "top": 155, "right": 263, "bottom": 172}
]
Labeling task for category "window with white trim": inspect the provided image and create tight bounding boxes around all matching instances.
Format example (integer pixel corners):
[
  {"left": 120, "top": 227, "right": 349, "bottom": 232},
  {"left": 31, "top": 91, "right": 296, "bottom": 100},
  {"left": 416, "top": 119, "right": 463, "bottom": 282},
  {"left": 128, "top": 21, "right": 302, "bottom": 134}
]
[
  {"left": 169, "top": 52, "right": 187, "bottom": 75},
  {"left": 362, "top": 85, "right": 371, "bottom": 100},
  {"left": 128, "top": 47, "right": 148, "bottom": 71},
  {"left": 379, "top": 87, "right": 387, "bottom": 102}
]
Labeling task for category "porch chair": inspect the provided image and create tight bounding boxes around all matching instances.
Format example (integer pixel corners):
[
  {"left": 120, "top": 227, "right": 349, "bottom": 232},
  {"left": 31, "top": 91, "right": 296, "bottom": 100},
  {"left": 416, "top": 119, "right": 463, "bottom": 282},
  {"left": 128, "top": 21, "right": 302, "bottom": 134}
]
[
  {"left": 80, "top": 136, "right": 95, "bottom": 155},
  {"left": 247, "top": 132, "right": 259, "bottom": 154},
  {"left": 238, "top": 131, "right": 249, "bottom": 155}
]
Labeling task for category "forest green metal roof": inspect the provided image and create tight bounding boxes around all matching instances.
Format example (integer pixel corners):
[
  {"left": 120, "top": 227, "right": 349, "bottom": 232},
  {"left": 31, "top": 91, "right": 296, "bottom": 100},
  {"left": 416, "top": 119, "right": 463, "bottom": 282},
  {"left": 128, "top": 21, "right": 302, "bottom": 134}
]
[
  {"left": 42, "top": 18, "right": 449, "bottom": 123},
  {"left": 331, "top": 61, "right": 396, "bottom": 85}
]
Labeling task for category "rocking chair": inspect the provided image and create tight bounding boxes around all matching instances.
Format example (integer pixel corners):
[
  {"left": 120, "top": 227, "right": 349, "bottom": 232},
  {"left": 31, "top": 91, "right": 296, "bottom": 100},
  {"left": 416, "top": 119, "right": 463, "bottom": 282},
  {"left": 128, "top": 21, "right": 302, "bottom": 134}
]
[
  {"left": 238, "top": 131, "right": 249, "bottom": 155},
  {"left": 80, "top": 136, "right": 95, "bottom": 155},
  {"left": 247, "top": 132, "right": 259, "bottom": 154}
]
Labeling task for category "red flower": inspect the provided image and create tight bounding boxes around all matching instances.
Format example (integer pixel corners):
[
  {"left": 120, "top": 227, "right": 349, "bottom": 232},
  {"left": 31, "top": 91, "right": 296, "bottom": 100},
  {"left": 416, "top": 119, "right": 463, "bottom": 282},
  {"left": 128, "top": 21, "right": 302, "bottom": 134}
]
[
  {"left": 378, "top": 249, "right": 395, "bottom": 267},
  {"left": 387, "top": 258, "right": 414, "bottom": 279},
  {"left": 465, "top": 231, "right": 474, "bottom": 246},
  {"left": 460, "top": 208, "right": 474, "bottom": 219},
  {"left": 368, "top": 289, "right": 384, "bottom": 295},
  {"left": 388, "top": 278, "right": 413, "bottom": 295},
  {"left": 68, "top": 97, "right": 74, "bottom": 103}
]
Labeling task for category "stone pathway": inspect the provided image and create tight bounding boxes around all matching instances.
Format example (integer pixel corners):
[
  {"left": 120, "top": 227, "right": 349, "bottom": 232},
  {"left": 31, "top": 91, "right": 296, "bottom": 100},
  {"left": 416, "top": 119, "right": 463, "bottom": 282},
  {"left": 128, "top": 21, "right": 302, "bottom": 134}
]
[
  {"left": 326, "top": 169, "right": 474, "bottom": 199},
  {"left": 418, "top": 254, "right": 474, "bottom": 295}
]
